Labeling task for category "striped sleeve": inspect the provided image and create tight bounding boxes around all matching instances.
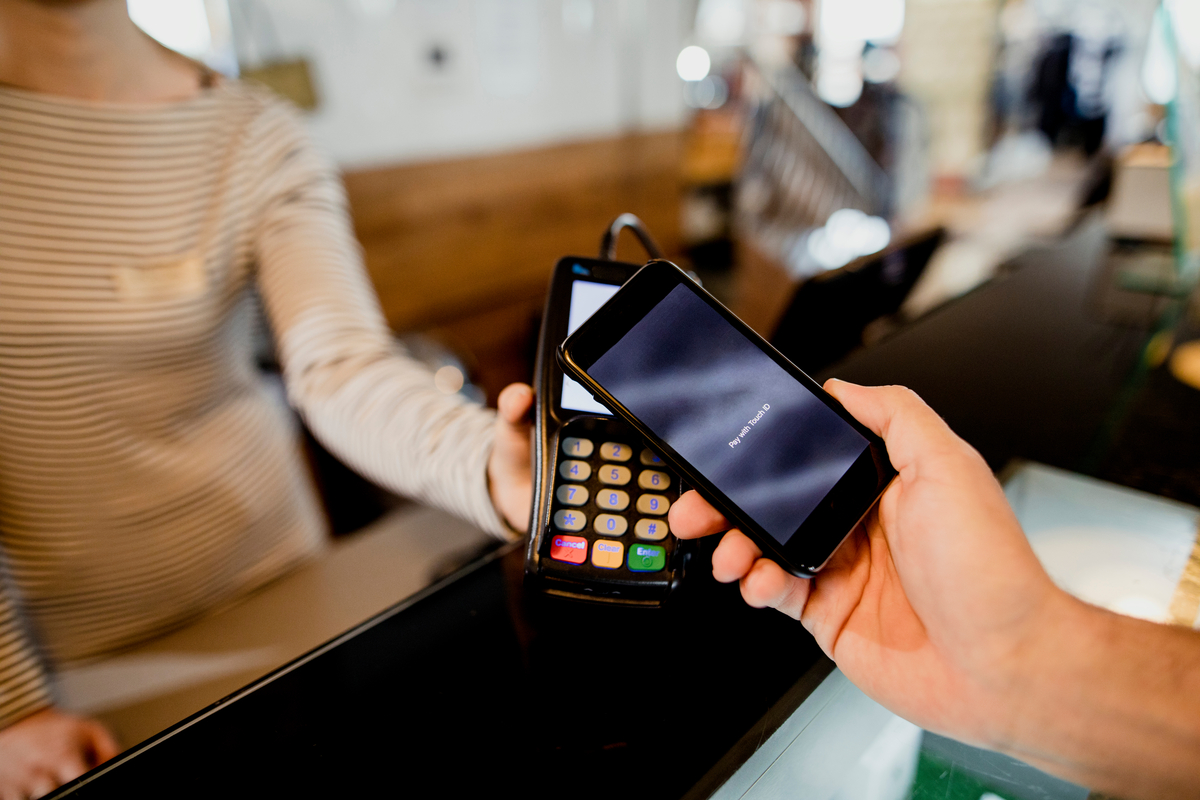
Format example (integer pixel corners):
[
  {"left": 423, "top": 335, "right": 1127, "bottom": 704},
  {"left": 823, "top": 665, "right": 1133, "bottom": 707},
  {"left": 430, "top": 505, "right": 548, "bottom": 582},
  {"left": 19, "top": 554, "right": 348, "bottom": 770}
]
[
  {"left": 248, "top": 102, "right": 513, "bottom": 539},
  {"left": 0, "top": 583, "right": 51, "bottom": 729}
]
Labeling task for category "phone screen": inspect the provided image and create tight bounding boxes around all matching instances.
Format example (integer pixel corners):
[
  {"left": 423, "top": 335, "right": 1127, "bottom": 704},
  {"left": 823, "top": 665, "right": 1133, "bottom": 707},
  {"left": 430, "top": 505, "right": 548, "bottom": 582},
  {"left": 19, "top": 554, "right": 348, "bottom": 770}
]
[
  {"left": 588, "top": 283, "right": 869, "bottom": 545},
  {"left": 560, "top": 279, "right": 620, "bottom": 415}
]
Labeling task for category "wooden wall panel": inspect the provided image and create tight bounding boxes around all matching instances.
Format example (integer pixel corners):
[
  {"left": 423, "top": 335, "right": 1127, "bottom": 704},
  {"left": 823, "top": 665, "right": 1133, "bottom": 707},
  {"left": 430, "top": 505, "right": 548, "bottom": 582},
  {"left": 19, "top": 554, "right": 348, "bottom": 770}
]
[{"left": 343, "top": 131, "right": 685, "bottom": 333}]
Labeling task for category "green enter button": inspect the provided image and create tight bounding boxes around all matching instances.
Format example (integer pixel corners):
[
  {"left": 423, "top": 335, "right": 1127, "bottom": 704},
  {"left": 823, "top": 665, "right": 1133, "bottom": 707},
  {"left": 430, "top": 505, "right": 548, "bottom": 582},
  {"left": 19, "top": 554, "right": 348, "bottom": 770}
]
[{"left": 627, "top": 543, "right": 665, "bottom": 572}]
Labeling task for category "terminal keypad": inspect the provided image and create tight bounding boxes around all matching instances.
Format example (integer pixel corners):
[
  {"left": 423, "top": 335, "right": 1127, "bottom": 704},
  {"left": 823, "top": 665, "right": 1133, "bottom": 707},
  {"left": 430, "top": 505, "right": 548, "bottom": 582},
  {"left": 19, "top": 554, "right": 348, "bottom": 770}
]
[{"left": 547, "top": 421, "right": 679, "bottom": 573}]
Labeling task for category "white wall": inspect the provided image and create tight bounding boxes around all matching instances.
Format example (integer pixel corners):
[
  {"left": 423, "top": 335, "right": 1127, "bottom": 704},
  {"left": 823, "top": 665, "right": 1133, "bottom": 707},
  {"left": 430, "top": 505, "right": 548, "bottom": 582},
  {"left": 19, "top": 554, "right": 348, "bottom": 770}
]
[{"left": 233, "top": 0, "right": 692, "bottom": 168}]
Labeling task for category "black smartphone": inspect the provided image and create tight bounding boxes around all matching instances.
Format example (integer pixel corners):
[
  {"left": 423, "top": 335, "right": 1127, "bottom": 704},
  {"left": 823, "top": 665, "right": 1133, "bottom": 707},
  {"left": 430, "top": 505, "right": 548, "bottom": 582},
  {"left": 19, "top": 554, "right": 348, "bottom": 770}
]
[
  {"left": 524, "top": 256, "right": 689, "bottom": 606},
  {"left": 558, "top": 260, "right": 896, "bottom": 577}
]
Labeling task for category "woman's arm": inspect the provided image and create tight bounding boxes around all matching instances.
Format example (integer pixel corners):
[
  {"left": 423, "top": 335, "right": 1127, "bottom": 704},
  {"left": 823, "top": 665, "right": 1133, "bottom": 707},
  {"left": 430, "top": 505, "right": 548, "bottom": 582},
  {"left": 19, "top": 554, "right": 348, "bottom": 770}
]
[
  {"left": 248, "top": 99, "right": 527, "bottom": 537},
  {"left": 0, "top": 588, "right": 52, "bottom": 732}
]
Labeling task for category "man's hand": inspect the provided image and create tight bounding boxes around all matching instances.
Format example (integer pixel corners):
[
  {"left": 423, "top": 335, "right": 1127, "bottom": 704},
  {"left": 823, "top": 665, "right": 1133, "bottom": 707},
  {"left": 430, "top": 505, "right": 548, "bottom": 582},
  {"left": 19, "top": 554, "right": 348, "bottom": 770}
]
[
  {"left": 668, "top": 380, "right": 1068, "bottom": 748},
  {"left": 0, "top": 707, "right": 119, "bottom": 799},
  {"left": 672, "top": 380, "right": 1200, "bottom": 798},
  {"left": 487, "top": 383, "right": 534, "bottom": 533}
]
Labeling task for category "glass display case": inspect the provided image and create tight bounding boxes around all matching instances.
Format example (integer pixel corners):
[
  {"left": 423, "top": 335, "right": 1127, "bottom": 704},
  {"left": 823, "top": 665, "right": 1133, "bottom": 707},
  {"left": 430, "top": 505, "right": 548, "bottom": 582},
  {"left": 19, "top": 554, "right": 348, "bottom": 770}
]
[
  {"left": 709, "top": 461, "right": 1200, "bottom": 800},
  {"left": 711, "top": 669, "right": 1090, "bottom": 800}
]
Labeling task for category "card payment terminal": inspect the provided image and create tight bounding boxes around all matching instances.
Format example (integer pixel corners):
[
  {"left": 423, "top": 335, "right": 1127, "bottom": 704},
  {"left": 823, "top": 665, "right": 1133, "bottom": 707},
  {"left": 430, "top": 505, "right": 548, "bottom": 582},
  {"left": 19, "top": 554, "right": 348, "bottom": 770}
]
[{"left": 525, "top": 220, "right": 689, "bottom": 605}]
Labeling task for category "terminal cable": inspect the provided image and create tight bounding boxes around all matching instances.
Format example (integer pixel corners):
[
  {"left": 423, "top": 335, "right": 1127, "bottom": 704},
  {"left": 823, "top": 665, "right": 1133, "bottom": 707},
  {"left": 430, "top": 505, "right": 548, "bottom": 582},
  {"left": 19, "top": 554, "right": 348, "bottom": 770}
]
[{"left": 599, "top": 213, "right": 664, "bottom": 262}]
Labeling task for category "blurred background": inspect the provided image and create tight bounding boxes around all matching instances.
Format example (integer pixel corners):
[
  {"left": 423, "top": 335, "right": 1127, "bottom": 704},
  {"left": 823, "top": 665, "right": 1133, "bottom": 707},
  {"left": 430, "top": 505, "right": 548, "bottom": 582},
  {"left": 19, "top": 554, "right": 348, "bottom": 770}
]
[{"left": 127, "top": 0, "right": 1200, "bottom": 524}]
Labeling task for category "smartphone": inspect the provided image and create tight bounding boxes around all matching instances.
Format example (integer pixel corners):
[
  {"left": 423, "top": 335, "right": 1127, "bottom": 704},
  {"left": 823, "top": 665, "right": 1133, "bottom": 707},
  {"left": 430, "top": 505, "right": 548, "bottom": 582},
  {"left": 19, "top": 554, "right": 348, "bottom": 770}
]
[
  {"left": 524, "top": 256, "right": 689, "bottom": 606},
  {"left": 558, "top": 260, "right": 896, "bottom": 577}
]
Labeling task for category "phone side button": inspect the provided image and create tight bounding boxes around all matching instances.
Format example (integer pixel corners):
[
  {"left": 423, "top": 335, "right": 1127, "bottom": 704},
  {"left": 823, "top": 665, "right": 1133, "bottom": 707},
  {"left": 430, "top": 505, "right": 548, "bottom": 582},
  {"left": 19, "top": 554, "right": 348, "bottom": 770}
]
[
  {"left": 552, "top": 510, "right": 588, "bottom": 532},
  {"left": 634, "top": 518, "right": 669, "bottom": 541}
]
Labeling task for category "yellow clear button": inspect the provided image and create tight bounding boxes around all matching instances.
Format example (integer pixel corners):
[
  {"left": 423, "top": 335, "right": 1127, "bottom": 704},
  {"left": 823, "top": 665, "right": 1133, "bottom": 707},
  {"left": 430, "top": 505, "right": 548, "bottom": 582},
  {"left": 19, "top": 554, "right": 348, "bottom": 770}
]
[{"left": 591, "top": 539, "right": 624, "bottom": 569}]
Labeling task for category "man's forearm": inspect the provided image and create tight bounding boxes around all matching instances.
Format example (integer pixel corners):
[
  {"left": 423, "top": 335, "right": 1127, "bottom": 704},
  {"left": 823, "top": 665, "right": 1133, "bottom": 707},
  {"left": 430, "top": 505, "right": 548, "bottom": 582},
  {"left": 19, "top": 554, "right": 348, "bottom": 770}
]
[{"left": 1001, "top": 594, "right": 1200, "bottom": 799}]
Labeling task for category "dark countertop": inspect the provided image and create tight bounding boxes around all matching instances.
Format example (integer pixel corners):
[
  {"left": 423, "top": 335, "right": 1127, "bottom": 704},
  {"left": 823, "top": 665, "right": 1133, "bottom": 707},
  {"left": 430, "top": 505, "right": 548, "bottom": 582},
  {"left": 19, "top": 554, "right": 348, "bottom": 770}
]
[
  {"left": 52, "top": 540, "right": 830, "bottom": 799},
  {"left": 823, "top": 214, "right": 1150, "bottom": 475}
]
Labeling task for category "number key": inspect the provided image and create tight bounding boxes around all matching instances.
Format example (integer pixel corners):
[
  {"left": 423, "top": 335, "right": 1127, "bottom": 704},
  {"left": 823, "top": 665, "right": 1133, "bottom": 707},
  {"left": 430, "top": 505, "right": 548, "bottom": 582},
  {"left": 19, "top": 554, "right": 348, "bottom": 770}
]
[
  {"left": 553, "top": 509, "right": 587, "bottom": 532},
  {"left": 635, "top": 518, "right": 669, "bottom": 541},
  {"left": 562, "top": 437, "right": 594, "bottom": 458},
  {"left": 636, "top": 494, "right": 669, "bottom": 515},
  {"left": 556, "top": 484, "right": 588, "bottom": 506},
  {"left": 560, "top": 460, "right": 592, "bottom": 481},
  {"left": 593, "top": 514, "right": 628, "bottom": 537},
  {"left": 595, "top": 489, "right": 629, "bottom": 511},
  {"left": 599, "top": 442, "right": 632, "bottom": 462},
  {"left": 638, "top": 470, "right": 670, "bottom": 490},
  {"left": 598, "top": 465, "right": 632, "bottom": 485},
  {"left": 640, "top": 448, "right": 664, "bottom": 466}
]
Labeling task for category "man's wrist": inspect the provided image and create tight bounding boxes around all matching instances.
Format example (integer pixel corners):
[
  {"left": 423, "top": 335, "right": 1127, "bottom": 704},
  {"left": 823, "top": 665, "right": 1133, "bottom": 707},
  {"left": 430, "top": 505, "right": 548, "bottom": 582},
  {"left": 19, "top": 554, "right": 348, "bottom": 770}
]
[
  {"left": 981, "top": 588, "right": 1097, "bottom": 756},
  {"left": 987, "top": 591, "right": 1137, "bottom": 785}
]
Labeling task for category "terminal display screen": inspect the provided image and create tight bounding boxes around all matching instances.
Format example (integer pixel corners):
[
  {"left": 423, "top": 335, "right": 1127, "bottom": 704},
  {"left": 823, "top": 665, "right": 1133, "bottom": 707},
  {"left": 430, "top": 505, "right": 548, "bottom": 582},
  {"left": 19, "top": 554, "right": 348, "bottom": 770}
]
[{"left": 560, "top": 279, "right": 620, "bottom": 414}]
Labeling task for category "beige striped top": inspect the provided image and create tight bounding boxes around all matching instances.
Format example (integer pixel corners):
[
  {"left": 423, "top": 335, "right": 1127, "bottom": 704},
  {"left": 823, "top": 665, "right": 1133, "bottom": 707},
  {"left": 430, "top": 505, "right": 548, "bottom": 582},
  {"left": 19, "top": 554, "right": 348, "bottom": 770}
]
[{"left": 0, "top": 80, "right": 507, "bottom": 728}]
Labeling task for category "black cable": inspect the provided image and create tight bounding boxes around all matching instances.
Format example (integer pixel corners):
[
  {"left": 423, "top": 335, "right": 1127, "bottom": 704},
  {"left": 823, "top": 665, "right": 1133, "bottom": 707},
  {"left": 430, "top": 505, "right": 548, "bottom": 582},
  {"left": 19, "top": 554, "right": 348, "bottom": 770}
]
[{"left": 599, "top": 213, "right": 664, "bottom": 261}]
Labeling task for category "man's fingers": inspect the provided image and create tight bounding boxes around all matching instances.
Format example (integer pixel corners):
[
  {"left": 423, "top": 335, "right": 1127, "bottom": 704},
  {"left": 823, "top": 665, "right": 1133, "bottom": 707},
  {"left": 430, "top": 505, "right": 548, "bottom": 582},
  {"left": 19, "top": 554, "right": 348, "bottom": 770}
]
[
  {"left": 823, "top": 380, "right": 961, "bottom": 471},
  {"left": 496, "top": 383, "right": 533, "bottom": 426},
  {"left": 822, "top": 379, "right": 926, "bottom": 441},
  {"left": 711, "top": 529, "right": 761, "bottom": 582},
  {"left": 740, "top": 558, "right": 812, "bottom": 620},
  {"left": 668, "top": 490, "right": 729, "bottom": 539}
]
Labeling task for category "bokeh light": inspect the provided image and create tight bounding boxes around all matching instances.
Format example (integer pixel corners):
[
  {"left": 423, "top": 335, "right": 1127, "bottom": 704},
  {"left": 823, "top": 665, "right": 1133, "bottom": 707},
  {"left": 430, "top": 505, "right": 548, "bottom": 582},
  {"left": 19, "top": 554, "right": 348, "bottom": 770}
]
[{"left": 676, "top": 45, "right": 713, "bottom": 82}]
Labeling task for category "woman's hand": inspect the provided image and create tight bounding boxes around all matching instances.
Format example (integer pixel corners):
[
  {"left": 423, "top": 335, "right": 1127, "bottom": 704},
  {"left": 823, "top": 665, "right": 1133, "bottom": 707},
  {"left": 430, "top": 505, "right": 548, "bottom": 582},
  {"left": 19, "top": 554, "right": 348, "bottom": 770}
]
[
  {"left": 668, "top": 380, "right": 1071, "bottom": 749},
  {"left": 0, "top": 707, "right": 119, "bottom": 799},
  {"left": 487, "top": 383, "right": 534, "bottom": 533}
]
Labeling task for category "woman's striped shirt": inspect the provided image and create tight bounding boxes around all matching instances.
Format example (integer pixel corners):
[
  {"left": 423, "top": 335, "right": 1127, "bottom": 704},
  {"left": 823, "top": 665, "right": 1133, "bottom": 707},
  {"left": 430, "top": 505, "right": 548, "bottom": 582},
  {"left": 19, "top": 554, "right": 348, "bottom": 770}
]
[{"left": 0, "top": 80, "right": 507, "bottom": 728}]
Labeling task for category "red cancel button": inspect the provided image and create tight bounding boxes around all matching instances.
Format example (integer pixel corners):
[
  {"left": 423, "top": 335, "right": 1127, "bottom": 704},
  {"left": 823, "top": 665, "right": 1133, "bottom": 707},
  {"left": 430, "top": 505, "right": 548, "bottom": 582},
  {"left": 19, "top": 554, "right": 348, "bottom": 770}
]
[{"left": 550, "top": 534, "right": 588, "bottom": 564}]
